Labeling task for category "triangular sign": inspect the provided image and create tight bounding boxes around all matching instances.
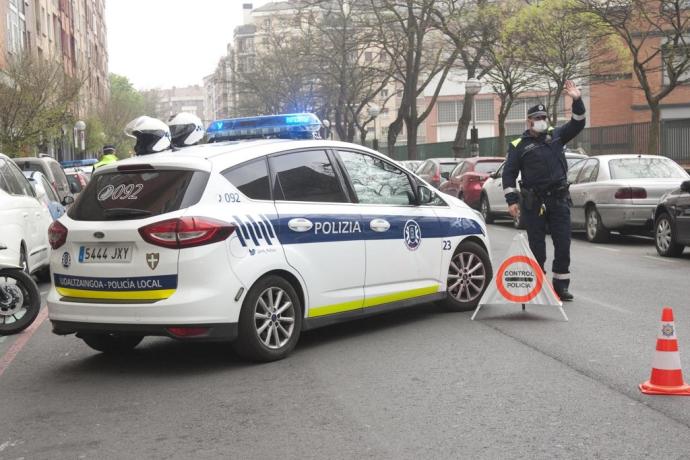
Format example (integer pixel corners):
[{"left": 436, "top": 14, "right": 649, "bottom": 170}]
[{"left": 472, "top": 233, "right": 567, "bottom": 321}]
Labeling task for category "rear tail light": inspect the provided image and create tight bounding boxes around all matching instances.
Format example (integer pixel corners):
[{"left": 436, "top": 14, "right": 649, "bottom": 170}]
[
  {"left": 167, "top": 327, "right": 209, "bottom": 337},
  {"left": 614, "top": 187, "right": 647, "bottom": 199},
  {"left": 139, "top": 217, "right": 236, "bottom": 249},
  {"left": 48, "top": 220, "right": 68, "bottom": 249}
]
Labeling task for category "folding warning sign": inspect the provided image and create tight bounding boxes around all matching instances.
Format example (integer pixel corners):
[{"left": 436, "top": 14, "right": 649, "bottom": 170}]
[{"left": 472, "top": 233, "right": 568, "bottom": 321}]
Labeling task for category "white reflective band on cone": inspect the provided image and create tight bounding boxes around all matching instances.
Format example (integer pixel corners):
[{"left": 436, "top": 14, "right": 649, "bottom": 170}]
[
  {"left": 651, "top": 351, "right": 683, "bottom": 370},
  {"left": 552, "top": 273, "right": 570, "bottom": 280},
  {"left": 504, "top": 187, "right": 518, "bottom": 195},
  {"left": 572, "top": 113, "right": 586, "bottom": 121}
]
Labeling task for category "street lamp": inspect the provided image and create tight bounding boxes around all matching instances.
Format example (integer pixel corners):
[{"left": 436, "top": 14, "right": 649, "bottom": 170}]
[
  {"left": 367, "top": 104, "right": 381, "bottom": 151},
  {"left": 74, "top": 120, "right": 86, "bottom": 159},
  {"left": 322, "top": 119, "right": 332, "bottom": 140},
  {"left": 465, "top": 78, "right": 482, "bottom": 157}
]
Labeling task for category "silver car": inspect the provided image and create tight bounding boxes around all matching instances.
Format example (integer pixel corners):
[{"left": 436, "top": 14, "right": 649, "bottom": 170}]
[{"left": 568, "top": 154, "right": 690, "bottom": 242}]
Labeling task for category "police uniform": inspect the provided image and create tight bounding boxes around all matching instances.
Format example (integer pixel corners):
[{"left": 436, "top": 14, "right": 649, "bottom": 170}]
[
  {"left": 502, "top": 99, "right": 586, "bottom": 300},
  {"left": 93, "top": 145, "right": 118, "bottom": 171}
]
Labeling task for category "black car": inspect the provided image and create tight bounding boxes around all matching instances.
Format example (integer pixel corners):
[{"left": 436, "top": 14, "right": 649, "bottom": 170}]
[{"left": 653, "top": 179, "right": 690, "bottom": 257}]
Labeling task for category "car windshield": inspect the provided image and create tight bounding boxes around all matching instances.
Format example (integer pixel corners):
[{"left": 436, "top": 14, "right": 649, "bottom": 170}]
[
  {"left": 608, "top": 158, "right": 688, "bottom": 180},
  {"left": 474, "top": 161, "right": 503, "bottom": 174},
  {"left": 567, "top": 157, "right": 586, "bottom": 168}
]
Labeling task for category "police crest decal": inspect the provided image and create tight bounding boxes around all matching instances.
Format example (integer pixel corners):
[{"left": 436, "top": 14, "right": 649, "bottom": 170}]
[{"left": 403, "top": 220, "right": 422, "bottom": 251}]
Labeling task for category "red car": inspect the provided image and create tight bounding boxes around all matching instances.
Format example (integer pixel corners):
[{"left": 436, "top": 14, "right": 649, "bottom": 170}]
[{"left": 439, "top": 157, "right": 505, "bottom": 209}]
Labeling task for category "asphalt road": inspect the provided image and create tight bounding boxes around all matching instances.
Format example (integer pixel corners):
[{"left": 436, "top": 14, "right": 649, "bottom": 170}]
[{"left": 1, "top": 222, "right": 690, "bottom": 459}]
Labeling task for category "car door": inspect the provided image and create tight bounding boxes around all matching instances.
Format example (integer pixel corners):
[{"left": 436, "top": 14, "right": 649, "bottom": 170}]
[
  {"left": 451, "top": 162, "right": 469, "bottom": 198},
  {"left": 335, "top": 149, "right": 443, "bottom": 306},
  {"left": 567, "top": 159, "right": 589, "bottom": 228},
  {"left": 485, "top": 162, "right": 508, "bottom": 213},
  {"left": 675, "top": 184, "right": 690, "bottom": 245},
  {"left": 0, "top": 159, "right": 39, "bottom": 269},
  {"left": 269, "top": 148, "right": 365, "bottom": 319}
]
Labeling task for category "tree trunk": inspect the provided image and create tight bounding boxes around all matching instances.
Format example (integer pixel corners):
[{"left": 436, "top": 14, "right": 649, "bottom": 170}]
[
  {"left": 406, "top": 118, "right": 418, "bottom": 162},
  {"left": 497, "top": 112, "right": 507, "bottom": 157},
  {"left": 452, "top": 92, "right": 475, "bottom": 158},
  {"left": 648, "top": 103, "right": 661, "bottom": 155},
  {"left": 387, "top": 116, "right": 404, "bottom": 158}
]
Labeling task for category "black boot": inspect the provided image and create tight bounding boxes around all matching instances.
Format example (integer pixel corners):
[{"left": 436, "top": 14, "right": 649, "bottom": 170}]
[{"left": 556, "top": 289, "right": 574, "bottom": 301}]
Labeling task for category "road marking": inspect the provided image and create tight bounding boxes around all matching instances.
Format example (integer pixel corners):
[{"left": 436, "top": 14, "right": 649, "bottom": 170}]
[
  {"left": 0, "top": 308, "right": 49, "bottom": 379},
  {"left": 644, "top": 255, "right": 676, "bottom": 264},
  {"left": 597, "top": 246, "right": 621, "bottom": 252},
  {"left": 577, "top": 293, "right": 632, "bottom": 314}
]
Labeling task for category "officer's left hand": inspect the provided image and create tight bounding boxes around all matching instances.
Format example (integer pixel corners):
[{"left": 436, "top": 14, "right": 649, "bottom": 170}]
[{"left": 564, "top": 80, "right": 581, "bottom": 100}]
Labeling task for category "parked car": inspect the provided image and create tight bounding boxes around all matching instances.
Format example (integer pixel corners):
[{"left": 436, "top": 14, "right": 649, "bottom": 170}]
[
  {"left": 416, "top": 158, "right": 463, "bottom": 189},
  {"left": 439, "top": 157, "right": 504, "bottom": 209},
  {"left": 568, "top": 154, "right": 690, "bottom": 242},
  {"left": 64, "top": 168, "right": 90, "bottom": 199},
  {"left": 652, "top": 179, "right": 690, "bottom": 257},
  {"left": 23, "top": 170, "right": 72, "bottom": 220},
  {"left": 0, "top": 153, "right": 52, "bottom": 277},
  {"left": 399, "top": 160, "right": 423, "bottom": 173},
  {"left": 13, "top": 156, "right": 73, "bottom": 203},
  {"left": 480, "top": 151, "right": 588, "bottom": 227}
]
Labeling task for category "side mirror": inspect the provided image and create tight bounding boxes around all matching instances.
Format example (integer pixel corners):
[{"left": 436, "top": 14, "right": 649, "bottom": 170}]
[
  {"left": 61, "top": 196, "right": 75, "bottom": 206},
  {"left": 69, "top": 181, "right": 82, "bottom": 193},
  {"left": 681, "top": 180, "right": 690, "bottom": 193},
  {"left": 416, "top": 185, "right": 436, "bottom": 205}
]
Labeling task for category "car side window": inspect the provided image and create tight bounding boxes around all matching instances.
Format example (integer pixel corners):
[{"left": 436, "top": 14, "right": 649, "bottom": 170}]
[
  {"left": 41, "top": 176, "right": 60, "bottom": 201},
  {"left": 577, "top": 160, "right": 599, "bottom": 184},
  {"left": 50, "top": 162, "right": 69, "bottom": 192},
  {"left": 0, "top": 160, "right": 14, "bottom": 194},
  {"left": 270, "top": 150, "right": 347, "bottom": 203},
  {"left": 450, "top": 163, "right": 463, "bottom": 178},
  {"left": 8, "top": 163, "right": 35, "bottom": 197},
  {"left": 0, "top": 160, "right": 28, "bottom": 196},
  {"left": 222, "top": 158, "right": 271, "bottom": 200},
  {"left": 337, "top": 150, "right": 415, "bottom": 205},
  {"left": 567, "top": 160, "right": 586, "bottom": 183}
]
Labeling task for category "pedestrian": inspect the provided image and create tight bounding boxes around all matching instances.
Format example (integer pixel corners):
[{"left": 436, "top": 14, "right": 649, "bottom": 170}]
[
  {"left": 93, "top": 144, "right": 118, "bottom": 171},
  {"left": 502, "top": 80, "right": 586, "bottom": 301}
]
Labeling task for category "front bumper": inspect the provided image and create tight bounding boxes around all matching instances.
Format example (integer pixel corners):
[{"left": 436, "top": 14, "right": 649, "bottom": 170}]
[{"left": 597, "top": 204, "right": 654, "bottom": 230}]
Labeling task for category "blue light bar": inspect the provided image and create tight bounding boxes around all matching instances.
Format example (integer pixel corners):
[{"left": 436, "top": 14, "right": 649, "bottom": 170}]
[
  {"left": 206, "top": 113, "right": 322, "bottom": 142},
  {"left": 60, "top": 159, "right": 98, "bottom": 168}
]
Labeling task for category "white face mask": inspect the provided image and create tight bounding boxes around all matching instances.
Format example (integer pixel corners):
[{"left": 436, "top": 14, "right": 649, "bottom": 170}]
[{"left": 532, "top": 119, "right": 548, "bottom": 133}]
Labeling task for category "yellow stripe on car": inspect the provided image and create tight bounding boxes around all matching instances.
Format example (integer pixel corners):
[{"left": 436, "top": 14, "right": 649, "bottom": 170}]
[
  {"left": 308, "top": 285, "right": 440, "bottom": 318},
  {"left": 56, "top": 287, "right": 176, "bottom": 300}
]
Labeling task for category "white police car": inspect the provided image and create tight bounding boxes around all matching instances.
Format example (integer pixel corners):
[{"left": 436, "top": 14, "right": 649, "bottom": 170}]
[{"left": 47, "top": 113, "right": 492, "bottom": 361}]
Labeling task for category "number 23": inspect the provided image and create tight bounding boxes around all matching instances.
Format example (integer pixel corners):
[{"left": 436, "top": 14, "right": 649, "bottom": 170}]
[{"left": 442, "top": 240, "right": 452, "bottom": 250}]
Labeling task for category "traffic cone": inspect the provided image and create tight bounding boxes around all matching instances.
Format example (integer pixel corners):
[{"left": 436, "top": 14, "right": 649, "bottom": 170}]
[{"left": 639, "top": 307, "right": 690, "bottom": 396}]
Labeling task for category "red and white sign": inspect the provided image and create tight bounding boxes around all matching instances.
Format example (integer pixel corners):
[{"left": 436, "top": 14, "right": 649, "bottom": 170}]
[{"left": 472, "top": 233, "right": 567, "bottom": 321}]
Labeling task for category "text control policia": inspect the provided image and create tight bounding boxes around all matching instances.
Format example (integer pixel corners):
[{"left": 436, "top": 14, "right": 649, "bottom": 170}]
[{"left": 46, "top": 112, "right": 493, "bottom": 362}]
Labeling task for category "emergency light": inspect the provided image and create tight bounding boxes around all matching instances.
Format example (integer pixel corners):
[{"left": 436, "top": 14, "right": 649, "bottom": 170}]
[
  {"left": 60, "top": 158, "right": 98, "bottom": 168},
  {"left": 206, "top": 113, "right": 322, "bottom": 142}
]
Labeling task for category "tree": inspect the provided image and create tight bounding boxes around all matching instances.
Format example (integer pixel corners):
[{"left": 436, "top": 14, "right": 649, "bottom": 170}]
[
  {"left": 506, "top": 0, "right": 616, "bottom": 125},
  {"left": 580, "top": 0, "right": 690, "bottom": 154},
  {"left": 369, "top": 0, "right": 458, "bottom": 160},
  {"left": 434, "top": 0, "right": 498, "bottom": 157},
  {"left": 0, "top": 52, "right": 82, "bottom": 156}
]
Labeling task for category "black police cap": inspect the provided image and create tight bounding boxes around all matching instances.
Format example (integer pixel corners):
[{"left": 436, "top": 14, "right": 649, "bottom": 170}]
[{"left": 527, "top": 103, "right": 547, "bottom": 118}]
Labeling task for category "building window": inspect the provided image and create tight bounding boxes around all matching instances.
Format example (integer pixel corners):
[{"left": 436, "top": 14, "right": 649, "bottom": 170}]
[
  {"left": 662, "top": 40, "right": 690, "bottom": 85},
  {"left": 365, "top": 51, "right": 373, "bottom": 62},
  {"left": 437, "top": 101, "right": 458, "bottom": 123},
  {"left": 381, "top": 89, "right": 388, "bottom": 98},
  {"left": 7, "top": 0, "right": 26, "bottom": 54},
  {"left": 437, "top": 99, "right": 494, "bottom": 124}
]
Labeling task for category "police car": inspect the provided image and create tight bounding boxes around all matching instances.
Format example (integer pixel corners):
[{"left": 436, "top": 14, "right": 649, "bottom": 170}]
[{"left": 47, "top": 113, "right": 493, "bottom": 361}]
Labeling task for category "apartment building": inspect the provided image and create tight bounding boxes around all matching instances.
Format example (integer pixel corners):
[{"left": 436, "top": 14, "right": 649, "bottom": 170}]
[{"left": 155, "top": 85, "right": 206, "bottom": 122}]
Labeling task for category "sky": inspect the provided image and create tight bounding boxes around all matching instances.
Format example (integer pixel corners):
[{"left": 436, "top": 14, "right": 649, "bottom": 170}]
[{"left": 106, "top": 0, "right": 272, "bottom": 90}]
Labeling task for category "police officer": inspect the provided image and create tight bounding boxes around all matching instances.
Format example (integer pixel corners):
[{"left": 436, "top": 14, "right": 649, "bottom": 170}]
[
  {"left": 502, "top": 80, "right": 586, "bottom": 301},
  {"left": 93, "top": 144, "right": 118, "bottom": 171}
]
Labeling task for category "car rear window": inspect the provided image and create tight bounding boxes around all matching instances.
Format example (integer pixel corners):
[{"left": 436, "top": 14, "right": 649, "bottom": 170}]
[
  {"left": 474, "top": 161, "right": 503, "bottom": 174},
  {"left": 440, "top": 163, "right": 459, "bottom": 174},
  {"left": 15, "top": 161, "right": 42, "bottom": 173},
  {"left": 68, "top": 169, "right": 209, "bottom": 221},
  {"left": 608, "top": 158, "right": 688, "bottom": 180}
]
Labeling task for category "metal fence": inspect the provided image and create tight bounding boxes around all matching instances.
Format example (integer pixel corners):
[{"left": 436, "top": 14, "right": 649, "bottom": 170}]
[{"left": 387, "top": 120, "right": 690, "bottom": 165}]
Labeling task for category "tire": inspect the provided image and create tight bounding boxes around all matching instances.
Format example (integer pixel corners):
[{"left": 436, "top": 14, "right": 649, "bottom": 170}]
[
  {"left": 233, "top": 275, "right": 302, "bottom": 362},
  {"left": 479, "top": 194, "right": 494, "bottom": 224},
  {"left": 439, "top": 240, "right": 493, "bottom": 312},
  {"left": 35, "top": 265, "right": 51, "bottom": 283},
  {"left": 655, "top": 213, "right": 684, "bottom": 257},
  {"left": 80, "top": 333, "right": 143, "bottom": 353},
  {"left": 586, "top": 206, "right": 609, "bottom": 243},
  {"left": 0, "top": 268, "right": 41, "bottom": 335}
]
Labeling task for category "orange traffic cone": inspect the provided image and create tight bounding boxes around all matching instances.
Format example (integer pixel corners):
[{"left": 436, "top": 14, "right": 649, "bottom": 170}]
[{"left": 639, "top": 307, "right": 690, "bottom": 396}]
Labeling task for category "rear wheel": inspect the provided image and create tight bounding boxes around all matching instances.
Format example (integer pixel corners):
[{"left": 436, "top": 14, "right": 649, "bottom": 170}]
[
  {"left": 586, "top": 206, "right": 609, "bottom": 243},
  {"left": 439, "top": 241, "right": 492, "bottom": 312},
  {"left": 233, "top": 275, "right": 302, "bottom": 362},
  {"left": 480, "top": 195, "right": 494, "bottom": 224},
  {"left": 655, "top": 213, "right": 684, "bottom": 257},
  {"left": 0, "top": 269, "right": 40, "bottom": 335},
  {"left": 80, "top": 333, "right": 143, "bottom": 353}
]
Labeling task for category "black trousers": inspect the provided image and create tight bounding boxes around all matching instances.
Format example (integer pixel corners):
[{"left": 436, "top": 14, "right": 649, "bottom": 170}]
[{"left": 522, "top": 195, "right": 571, "bottom": 293}]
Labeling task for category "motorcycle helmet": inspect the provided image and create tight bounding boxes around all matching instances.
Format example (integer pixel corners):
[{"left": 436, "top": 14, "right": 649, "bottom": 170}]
[
  {"left": 124, "top": 116, "right": 172, "bottom": 155},
  {"left": 168, "top": 112, "right": 204, "bottom": 147}
]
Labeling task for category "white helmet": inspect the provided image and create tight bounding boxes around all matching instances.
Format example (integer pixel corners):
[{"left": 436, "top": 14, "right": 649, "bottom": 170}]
[
  {"left": 168, "top": 112, "right": 204, "bottom": 147},
  {"left": 124, "top": 116, "right": 171, "bottom": 155}
]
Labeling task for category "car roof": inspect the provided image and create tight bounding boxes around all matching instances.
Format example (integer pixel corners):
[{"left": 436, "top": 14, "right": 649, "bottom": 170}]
[
  {"left": 565, "top": 152, "right": 587, "bottom": 159},
  {"left": 463, "top": 156, "right": 504, "bottom": 163},
  {"left": 588, "top": 154, "right": 676, "bottom": 160},
  {"left": 13, "top": 156, "right": 58, "bottom": 163},
  {"left": 96, "top": 139, "right": 394, "bottom": 174}
]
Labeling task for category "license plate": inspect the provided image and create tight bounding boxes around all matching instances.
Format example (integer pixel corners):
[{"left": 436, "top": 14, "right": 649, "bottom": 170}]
[{"left": 78, "top": 245, "right": 133, "bottom": 263}]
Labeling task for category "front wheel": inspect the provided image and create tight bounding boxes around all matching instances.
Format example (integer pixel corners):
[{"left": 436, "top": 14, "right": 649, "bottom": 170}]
[
  {"left": 233, "top": 276, "right": 302, "bottom": 362},
  {"left": 586, "top": 206, "right": 609, "bottom": 243},
  {"left": 0, "top": 268, "right": 40, "bottom": 335},
  {"left": 439, "top": 240, "right": 493, "bottom": 312},
  {"left": 480, "top": 195, "right": 494, "bottom": 224},
  {"left": 655, "top": 213, "right": 684, "bottom": 257},
  {"left": 80, "top": 333, "right": 143, "bottom": 353}
]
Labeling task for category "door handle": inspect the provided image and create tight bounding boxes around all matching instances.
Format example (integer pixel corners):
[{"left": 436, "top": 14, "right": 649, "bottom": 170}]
[
  {"left": 288, "top": 218, "right": 313, "bottom": 232},
  {"left": 370, "top": 218, "right": 390, "bottom": 232},
  {"left": 23, "top": 213, "right": 28, "bottom": 219}
]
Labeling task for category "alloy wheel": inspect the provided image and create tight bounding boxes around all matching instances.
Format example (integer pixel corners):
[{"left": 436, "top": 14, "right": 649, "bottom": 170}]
[
  {"left": 587, "top": 210, "right": 598, "bottom": 240},
  {"left": 0, "top": 276, "right": 27, "bottom": 325},
  {"left": 253, "top": 286, "right": 296, "bottom": 350},
  {"left": 447, "top": 251, "right": 487, "bottom": 303},
  {"left": 656, "top": 218, "right": 672, "bottom": 252}
]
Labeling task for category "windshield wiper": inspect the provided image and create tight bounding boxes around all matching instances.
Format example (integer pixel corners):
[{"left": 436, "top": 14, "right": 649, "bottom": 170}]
[{"left": 103, "top": 208, "right": 152, "bottom": 219}]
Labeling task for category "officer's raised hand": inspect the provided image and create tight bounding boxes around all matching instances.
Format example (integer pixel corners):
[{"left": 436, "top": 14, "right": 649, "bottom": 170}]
[{"left": 564, "top": 80, "right": 581, "bottom": 100}]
